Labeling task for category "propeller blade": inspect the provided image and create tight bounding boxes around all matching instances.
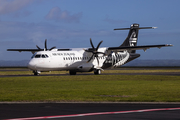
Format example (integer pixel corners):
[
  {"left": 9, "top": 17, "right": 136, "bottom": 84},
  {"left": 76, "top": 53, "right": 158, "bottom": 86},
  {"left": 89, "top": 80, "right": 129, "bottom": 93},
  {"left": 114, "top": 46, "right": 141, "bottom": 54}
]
[
  {"left": 96, "top": 57, "right": 100, "bottom": 65},
  {"left": 36, "top": 45, "right": 41, "bottom": 50},
  {"left": 50, "top": 46, "right": 56, "bottom": 51},
  {"left": 87, "top": 54, "right": 94, "bottom": 63},
  {"left": 45, "top": 39, "right": 47, "bottom": 51},
  {"left": 86, "top": 38, "right": 105, "bottom": 65},
  {"left": 35, "top": 39, "right": 57, "bottom": 51},
  {"left": 90, "top": 38, "right": 95, "bottom": 49},
  {"left": 96, "top": 41, "right": 103, "bottom": 51}
]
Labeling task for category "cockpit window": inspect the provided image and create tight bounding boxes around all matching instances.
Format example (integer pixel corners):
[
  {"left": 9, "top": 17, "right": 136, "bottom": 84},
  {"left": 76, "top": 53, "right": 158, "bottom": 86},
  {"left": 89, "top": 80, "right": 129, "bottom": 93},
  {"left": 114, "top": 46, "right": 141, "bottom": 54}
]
[
  {"left": 45, "top": 54, "right": 49, "bottom": 58},
  {"left": 35, "top": 54, "right": 41, "bottom": 58},
  {"left": 42, "top": 54, "right": 46, "bottom": 58},
  {"left": 32, "top": 54, "right": 49, "bottom": 58}
]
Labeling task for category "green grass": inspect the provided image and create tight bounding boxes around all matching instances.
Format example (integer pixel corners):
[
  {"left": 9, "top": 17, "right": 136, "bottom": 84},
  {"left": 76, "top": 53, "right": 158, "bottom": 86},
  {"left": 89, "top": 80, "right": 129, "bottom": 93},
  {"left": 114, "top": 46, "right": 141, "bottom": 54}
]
[{"left": 0, "top": 75, "right": 180, "bottom": 102}]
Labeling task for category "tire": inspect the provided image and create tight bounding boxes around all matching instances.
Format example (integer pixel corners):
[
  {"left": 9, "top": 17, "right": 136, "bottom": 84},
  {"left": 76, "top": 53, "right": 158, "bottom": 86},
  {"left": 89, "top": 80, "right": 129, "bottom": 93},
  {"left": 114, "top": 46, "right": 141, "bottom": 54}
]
[
  {"left": 94, "top": 69, "right": 101, "bottom": 75},
  {"left": 33, "top": 71, "right": 40, "bottom": 76}
]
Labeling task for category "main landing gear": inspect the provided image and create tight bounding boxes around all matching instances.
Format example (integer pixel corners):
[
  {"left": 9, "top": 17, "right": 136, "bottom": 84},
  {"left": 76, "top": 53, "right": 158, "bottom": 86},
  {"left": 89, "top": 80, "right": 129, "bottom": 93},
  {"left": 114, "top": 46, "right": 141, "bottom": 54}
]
[
  {"left": 33, "top": 71, "right": 41, "bottom": 76},
  {"left": 94, "top": 69, "right": 101, "bottom": 75},
  {"left": 69, "top": 69, "right": 101, "bottom": 75}
]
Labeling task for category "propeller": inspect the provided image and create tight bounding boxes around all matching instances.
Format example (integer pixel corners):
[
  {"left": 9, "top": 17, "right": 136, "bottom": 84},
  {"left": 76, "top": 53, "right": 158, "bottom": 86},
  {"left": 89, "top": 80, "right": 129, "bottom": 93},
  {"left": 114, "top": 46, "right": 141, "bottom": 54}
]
[
  {"left": 36, "top": 39, "right": 56, "bottom": 51},
  {"left": 85, "top": 38, "right": 105, "bottom": 65}
]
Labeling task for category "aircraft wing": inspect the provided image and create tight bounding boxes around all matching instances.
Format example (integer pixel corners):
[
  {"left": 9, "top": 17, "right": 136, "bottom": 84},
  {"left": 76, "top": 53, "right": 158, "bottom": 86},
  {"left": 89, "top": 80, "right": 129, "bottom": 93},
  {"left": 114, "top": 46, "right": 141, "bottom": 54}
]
[
  {"left": 7, "top": 40, "right": 71, "bottom": 54},
  {"left": 107, "top": 44, "right": 173, "bottom": 52},
  {"left": 7, "top": 49, "right": 39, "bottom": 54},
  {"left": 7, "top": 48, "right": 71, "bottom": 54}
]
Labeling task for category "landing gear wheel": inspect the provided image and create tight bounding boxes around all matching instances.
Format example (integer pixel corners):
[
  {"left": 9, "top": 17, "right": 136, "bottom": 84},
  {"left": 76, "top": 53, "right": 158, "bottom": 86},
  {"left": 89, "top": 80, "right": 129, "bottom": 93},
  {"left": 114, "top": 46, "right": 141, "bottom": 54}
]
[
  {"left": 33, "top": 71, "right": 40, "bottom": 76},
  {"left": 69, "top": 71, "right": 76, "bottom": 75},
  {"left": 94, "top": 69, "right": 101, "bottom": 75}
]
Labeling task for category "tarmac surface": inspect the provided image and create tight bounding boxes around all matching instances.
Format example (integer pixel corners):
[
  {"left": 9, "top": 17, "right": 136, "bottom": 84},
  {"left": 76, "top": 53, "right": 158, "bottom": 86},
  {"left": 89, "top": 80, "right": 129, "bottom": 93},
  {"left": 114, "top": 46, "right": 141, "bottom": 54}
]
[
  {"left": 1, "top": 103, "right": 180, "bottom": 120},
  {"left": 0, "top": 67, "right": 180, "bottom": 119},
  {"left": 1, "top": 67, "right": 179, "bottom": 77},
  {"left": 0, "top": 67, "right": 180, "bottom": 77}
]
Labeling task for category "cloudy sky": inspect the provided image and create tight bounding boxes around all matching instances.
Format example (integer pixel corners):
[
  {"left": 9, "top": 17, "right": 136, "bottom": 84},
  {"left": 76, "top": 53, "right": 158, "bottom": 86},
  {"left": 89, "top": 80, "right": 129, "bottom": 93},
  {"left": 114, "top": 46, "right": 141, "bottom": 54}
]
[{"left": 0, "top": 0, "right": 179, "bottom": 60}]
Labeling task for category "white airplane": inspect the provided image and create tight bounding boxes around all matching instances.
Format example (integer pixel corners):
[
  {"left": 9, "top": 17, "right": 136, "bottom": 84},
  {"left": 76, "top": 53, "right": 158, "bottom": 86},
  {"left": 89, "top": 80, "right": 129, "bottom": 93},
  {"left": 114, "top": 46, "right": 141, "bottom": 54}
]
[{"left": 7, "top": 24, "right": 172, "bottom": 75}]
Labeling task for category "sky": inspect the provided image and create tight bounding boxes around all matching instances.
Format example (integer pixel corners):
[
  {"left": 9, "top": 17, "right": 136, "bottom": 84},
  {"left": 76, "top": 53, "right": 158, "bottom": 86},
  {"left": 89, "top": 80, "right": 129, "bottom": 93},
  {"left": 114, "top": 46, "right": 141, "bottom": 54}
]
[{"left": 0, "top": 0, "right": 180, "bottom": 60}]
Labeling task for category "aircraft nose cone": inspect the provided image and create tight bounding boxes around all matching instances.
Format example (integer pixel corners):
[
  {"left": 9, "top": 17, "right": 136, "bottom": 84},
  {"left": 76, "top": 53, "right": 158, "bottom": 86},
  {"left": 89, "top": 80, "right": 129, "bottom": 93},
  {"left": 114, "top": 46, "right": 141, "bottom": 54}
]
[{"left": 28, "top": 60, "right": 36, "bottom": 70}]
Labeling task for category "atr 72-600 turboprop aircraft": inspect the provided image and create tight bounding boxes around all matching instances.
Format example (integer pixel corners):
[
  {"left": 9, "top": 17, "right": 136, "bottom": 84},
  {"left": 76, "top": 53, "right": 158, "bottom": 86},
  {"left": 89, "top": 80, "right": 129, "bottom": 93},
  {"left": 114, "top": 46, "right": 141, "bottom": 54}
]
[{"left": 8, "top": 24, "right": 172, "bottom": 75}]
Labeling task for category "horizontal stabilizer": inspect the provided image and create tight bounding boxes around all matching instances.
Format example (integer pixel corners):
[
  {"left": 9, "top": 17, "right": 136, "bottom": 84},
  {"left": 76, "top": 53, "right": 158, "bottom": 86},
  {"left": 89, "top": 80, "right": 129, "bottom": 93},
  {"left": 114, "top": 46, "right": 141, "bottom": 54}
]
[{"left": 114, "top": 27, "right": 157, "bottom": 30}]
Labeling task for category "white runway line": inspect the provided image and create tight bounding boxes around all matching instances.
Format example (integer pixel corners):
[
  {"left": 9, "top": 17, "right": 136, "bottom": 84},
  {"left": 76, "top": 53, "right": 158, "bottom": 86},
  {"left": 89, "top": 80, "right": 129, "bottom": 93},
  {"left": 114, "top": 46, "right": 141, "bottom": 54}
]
[{"left": 5, "top": 107, "right": 180, "bottom": 120}]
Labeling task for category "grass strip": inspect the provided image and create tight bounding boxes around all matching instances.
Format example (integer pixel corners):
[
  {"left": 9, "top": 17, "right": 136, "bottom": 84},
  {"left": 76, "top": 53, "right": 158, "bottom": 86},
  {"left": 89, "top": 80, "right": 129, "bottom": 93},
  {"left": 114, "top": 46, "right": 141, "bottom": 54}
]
[{"left": 0, "top": 75, "right": 180, "bottom": 102}]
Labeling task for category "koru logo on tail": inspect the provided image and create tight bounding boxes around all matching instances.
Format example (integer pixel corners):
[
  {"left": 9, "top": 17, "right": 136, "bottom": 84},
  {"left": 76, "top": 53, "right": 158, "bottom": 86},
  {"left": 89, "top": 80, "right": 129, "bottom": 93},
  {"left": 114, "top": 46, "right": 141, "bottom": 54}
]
[{"left": 129, "top": 32, "right": 137, "bottom": 46}]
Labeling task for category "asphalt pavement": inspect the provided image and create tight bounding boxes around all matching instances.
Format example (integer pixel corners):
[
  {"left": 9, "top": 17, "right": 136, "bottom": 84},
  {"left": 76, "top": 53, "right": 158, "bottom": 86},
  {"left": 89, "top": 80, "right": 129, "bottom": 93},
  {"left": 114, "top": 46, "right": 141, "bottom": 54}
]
[{"left": 1, "top": 103, "right": 180, "bottom": 120}]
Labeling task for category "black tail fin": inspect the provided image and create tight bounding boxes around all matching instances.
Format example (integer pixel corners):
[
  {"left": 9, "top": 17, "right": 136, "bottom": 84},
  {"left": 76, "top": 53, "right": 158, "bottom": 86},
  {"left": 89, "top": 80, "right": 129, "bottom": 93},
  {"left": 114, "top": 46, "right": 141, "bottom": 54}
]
[{"left": 114, "top": 23, "right": 157, "bottom": 53}]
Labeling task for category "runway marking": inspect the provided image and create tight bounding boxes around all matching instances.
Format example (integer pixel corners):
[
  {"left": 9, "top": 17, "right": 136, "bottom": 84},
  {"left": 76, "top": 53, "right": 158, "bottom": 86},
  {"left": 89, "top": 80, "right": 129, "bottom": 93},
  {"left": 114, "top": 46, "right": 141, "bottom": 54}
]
[{"left": 5, "top": 107, "right": 180, "bottom": 120}]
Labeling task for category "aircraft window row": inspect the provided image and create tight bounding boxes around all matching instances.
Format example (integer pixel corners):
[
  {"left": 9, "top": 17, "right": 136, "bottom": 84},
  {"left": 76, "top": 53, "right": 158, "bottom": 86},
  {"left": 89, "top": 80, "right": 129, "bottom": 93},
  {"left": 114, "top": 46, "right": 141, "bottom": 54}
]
[
  {"left": 33, "top": 54, "right": 49, "bottom": 58},
  {"left": 63, "top": 56, "right": 106, "bottom": 60}
]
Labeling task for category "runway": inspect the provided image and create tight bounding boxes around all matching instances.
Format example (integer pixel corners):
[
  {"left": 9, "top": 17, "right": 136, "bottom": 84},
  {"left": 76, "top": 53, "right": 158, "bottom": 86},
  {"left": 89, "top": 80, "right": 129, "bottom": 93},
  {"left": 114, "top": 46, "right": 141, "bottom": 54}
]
[{"left": 1, "top": 103, "right": 180, "bottom": 120}]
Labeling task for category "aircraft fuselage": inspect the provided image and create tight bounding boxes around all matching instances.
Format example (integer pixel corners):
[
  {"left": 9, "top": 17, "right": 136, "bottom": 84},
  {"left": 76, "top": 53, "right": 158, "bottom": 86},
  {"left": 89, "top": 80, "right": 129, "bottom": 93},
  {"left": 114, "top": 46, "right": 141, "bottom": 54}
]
[{"left": 28, "top": 47, "right": 133, "bottom": 74}]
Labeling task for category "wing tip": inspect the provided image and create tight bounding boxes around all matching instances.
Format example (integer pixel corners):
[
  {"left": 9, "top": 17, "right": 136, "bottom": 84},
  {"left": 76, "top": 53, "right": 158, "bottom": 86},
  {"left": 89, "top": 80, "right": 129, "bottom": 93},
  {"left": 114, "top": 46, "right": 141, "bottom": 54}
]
[
  {"left": 152, "top": 27, "right": 158, "bottom": 29},
  {"left": 166, "top": 44, "right": 173, "bottom": 46}
]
